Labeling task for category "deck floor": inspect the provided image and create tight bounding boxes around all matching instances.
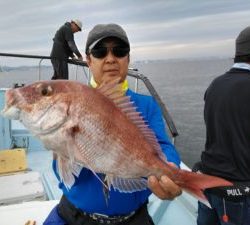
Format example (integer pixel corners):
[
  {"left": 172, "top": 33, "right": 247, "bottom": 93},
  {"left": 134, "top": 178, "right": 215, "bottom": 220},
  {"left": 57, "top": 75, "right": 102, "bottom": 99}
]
[{"left": 26, "top": 149, "right": 62, "bottom": 200}]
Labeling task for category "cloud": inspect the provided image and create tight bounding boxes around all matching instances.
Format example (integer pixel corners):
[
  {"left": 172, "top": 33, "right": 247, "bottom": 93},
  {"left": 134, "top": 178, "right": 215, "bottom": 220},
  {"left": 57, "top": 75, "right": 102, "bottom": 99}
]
[
  {"left": 0, "top": 0, "right": 250, "bottom": 61},
  {"left": 128, "top": 9, "right": 250, "bottom": 60},
  {"left": 132, "top": 39, "right": 234, "bottom": 61}
]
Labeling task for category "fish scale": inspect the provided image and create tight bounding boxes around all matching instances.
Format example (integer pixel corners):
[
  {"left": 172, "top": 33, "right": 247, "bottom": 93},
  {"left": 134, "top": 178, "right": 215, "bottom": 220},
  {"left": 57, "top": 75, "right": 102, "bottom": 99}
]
[{"left": 75, "top": 117, "right": 127, "bottom": 174}]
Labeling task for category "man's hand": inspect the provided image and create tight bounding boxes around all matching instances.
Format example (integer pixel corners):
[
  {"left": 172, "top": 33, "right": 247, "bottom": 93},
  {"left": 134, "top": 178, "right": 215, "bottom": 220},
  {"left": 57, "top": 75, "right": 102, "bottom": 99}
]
[{"left": 148, "top": 163, "right": 182, "bottom": 200}]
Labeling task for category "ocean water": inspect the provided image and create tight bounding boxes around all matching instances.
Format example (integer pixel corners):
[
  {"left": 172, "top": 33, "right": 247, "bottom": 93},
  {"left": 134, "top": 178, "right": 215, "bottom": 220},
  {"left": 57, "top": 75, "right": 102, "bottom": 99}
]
[{"left": 0, "top": 57, "right": 233, "bottom": 167}]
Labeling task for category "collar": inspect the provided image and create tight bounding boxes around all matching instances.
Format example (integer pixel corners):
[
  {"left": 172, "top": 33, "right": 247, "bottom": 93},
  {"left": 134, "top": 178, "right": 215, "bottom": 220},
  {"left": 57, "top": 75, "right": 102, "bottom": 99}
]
[
  {"left": 90, "top": 76, "right": 129, "bottom": 92},
  {"left": 232, "top": 63, "right": 250, "bottom": 71}
]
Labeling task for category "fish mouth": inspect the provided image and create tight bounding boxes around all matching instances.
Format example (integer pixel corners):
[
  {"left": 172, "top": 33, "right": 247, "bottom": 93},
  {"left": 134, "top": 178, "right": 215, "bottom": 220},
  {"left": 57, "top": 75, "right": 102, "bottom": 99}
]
[
  {"left": 1, "top": 89, "right": 21, "bottom": 119},
  {"left": 1, "top": 105, "right": 21, "bottom": 120}
]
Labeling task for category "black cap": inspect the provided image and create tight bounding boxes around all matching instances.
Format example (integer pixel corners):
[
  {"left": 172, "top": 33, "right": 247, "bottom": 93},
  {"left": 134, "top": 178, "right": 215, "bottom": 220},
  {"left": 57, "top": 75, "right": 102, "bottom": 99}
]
[
  {"left": 235, "top": 26, "right": 250, "bottom": 57},
  {"left": 85, "top": 23, "right": 130, "bottom": 54}
]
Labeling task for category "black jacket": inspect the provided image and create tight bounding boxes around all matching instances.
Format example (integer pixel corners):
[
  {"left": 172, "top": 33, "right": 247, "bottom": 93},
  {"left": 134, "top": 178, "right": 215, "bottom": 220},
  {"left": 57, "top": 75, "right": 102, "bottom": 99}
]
[
  {"left": 201, "top": 68, "right": 250, "bottom": 182},
  {"left": 50, "top": 22, "right": 81, "bottom": 60}
]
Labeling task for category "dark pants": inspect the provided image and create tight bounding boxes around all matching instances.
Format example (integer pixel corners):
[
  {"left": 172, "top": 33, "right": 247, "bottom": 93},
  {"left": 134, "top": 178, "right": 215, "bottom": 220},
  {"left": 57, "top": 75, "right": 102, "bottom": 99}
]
[
  {"left": 51, "top": 58, "right": 68, "bottom": 80},
  {"left": 197, "top": 192, "right": 250, "bottom": 225},
  {"left": 43, "top": 195, "right": 154, "bottom": 225}
]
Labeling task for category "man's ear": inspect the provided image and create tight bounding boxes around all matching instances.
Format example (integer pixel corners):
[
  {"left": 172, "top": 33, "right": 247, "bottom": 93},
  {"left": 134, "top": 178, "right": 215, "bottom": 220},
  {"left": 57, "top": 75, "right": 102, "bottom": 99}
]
[{"left": 86, "top": 55, "right": 91, "bottom": 67}]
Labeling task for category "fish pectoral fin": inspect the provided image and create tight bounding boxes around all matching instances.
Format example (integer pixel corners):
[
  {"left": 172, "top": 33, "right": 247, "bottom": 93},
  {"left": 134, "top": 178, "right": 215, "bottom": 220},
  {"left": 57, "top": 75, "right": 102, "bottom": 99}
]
[
  {"left": 106, "top": 175, "right": 148, "bottom": 193},
  {"left": 57, "top": 155, "right": 83, "bottom": 190}
]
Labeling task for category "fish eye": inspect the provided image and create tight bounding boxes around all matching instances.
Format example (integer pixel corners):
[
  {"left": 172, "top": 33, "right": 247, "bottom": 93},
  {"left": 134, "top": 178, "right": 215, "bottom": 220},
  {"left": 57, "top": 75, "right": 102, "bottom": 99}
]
[
  {"left": 41, "top": 88, "right": 48, "bottom": 96},
  {"left": 37, "top": 84, "right": 53, "bottom": 96}
]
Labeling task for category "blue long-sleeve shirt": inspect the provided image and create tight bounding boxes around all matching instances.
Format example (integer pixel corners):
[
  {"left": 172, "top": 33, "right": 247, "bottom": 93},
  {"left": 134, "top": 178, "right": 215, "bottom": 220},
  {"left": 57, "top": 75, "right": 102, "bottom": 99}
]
[{"left": 52, "top": 88, "right": 180, "bottom": 215}]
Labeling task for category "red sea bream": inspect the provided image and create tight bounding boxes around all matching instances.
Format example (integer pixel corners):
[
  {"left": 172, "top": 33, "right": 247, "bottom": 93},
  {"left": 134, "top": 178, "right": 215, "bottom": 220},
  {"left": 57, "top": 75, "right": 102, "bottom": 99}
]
[{"left": 1, "top": 80, "right": 232, "bottom": 203}]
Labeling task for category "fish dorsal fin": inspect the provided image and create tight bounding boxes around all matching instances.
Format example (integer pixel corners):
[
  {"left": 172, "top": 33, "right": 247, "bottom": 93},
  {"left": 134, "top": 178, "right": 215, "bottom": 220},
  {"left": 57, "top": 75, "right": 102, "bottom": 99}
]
[
  {"left": 127, "top": 112, "right": 166, "bottom": 162},
  {"left": 97, "top": 78, "right": 167, "bottom": 162}
]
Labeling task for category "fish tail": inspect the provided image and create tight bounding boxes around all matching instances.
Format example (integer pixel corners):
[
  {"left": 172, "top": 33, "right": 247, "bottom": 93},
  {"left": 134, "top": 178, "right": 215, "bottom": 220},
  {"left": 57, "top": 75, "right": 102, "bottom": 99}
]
[{"left": 169, "top": 168, "right": 233, "bottom": 205}]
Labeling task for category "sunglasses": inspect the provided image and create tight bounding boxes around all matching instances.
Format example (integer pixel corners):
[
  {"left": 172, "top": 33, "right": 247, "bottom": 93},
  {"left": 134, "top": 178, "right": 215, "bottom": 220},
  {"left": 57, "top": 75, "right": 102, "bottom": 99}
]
[{"left": 90, "top": 46, "right": 130, "bottom": 58}]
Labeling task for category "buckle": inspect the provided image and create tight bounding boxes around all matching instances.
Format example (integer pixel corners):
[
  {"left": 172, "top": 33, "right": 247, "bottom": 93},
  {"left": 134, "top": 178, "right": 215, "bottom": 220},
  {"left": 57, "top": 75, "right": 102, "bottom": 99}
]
[
  {"left": 89, "top": 211, "right": 136, "bottom": 223},
  {"left": 90, "top": 213, "right": 112, "bottom": 224}
]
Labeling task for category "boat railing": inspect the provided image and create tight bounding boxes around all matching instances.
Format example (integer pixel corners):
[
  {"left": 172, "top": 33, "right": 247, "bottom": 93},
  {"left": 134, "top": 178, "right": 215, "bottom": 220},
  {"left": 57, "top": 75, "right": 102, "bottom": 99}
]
[{"left": 0, "top": 52, "right": 178, "bottom": 143}]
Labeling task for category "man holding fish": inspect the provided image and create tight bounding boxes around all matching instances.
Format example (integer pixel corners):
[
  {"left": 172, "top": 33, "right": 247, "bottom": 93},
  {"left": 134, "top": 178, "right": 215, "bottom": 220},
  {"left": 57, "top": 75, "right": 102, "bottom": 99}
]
[{"left": 44, "top": 23, "right": 182, "bottom": 225}]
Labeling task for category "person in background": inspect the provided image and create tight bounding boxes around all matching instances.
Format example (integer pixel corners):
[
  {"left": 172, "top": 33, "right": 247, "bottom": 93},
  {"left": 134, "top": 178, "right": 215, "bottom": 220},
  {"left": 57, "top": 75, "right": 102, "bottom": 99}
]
[
  {"left": 197, "top": 26, "right": 250, "bottom": 225},
  {"left": 50, "top": 19, "right": 83, "bottom": 80},
  {"left": 44, "top": 23, "right": 181, "bottom": 225}
]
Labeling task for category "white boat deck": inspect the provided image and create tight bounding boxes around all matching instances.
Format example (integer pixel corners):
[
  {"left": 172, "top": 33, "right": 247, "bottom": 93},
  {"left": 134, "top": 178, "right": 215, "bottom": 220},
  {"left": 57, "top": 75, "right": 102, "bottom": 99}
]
[{"left": 0, "top": 200, "right": 58, "bottom": 225}]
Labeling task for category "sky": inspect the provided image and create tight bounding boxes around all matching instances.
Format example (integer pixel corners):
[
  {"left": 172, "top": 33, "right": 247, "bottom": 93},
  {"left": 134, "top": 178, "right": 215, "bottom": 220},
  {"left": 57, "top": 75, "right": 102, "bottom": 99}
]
[{"left": 1, "top": 0, "right": 250, "bottom": 62}]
